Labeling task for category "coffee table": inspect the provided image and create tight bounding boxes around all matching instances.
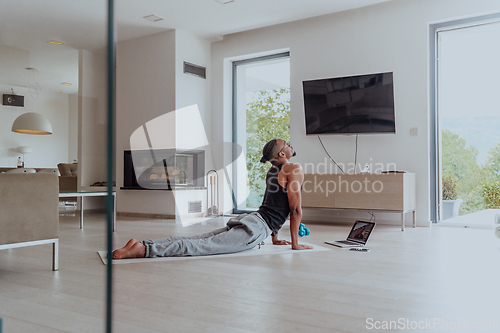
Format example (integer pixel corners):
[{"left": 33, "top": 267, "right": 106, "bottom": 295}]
[{"left": 59, "top": 190, "right": 116, "bottom": 231}]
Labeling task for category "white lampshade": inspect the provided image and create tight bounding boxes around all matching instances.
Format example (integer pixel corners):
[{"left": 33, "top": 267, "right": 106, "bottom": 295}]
[
  {"left": 12, "top": 112, "right": 52, "bottom": 135},
  {"left": 18, "top": 146, "right": 33, "bottom": 154}
]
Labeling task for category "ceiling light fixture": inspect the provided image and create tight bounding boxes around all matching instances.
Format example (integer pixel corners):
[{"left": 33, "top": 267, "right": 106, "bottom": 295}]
[
  {"left": 143, "top": 14, "right": 164, "bottom": 22},
  {"left": 12, "top": 112, "right": 52, "bottom": 135},
  {"left": 61, "top": 82, "right": 72, "bottom": 86},
  {"left": 48, "top": 40, "right": 64, "bottom": 45},
  {"left": 214, "top": 0, "right": 235, "bottom": 4}
]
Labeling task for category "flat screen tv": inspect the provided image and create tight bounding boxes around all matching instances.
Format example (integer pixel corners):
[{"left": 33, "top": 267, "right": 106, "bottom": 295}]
[{"left": 303, "top": 72, "right": 395, "bottom": 135}]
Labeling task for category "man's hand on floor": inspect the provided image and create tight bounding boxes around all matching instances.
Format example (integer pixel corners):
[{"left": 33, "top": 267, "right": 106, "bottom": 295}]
[
  {"left": 272, "top": 239, "right": 292, "bottom": 245},
  {"left": 292, "top": 243, "right": 314, "bottom": 250}
]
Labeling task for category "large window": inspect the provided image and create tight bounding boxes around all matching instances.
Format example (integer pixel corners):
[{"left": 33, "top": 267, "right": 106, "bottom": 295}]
[
  {"left": 437, "top": 21, "right": 500, "bottom": 220},
  {"left": 232, "top": 52, "right": 290, "bottom": 212}
]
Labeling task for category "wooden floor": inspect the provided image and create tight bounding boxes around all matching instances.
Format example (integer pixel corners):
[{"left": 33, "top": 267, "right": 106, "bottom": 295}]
[{"left": 1, "top": 213, "right": 499, "bottom": 332}]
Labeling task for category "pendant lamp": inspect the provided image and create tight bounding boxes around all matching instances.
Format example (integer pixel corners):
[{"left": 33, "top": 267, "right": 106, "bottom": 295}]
[
  {"left": 12, "top": 112, "right": 52, "bottom": 135},
  {"left": 11, "top": 68, "right": 53, "bottom": 135}
]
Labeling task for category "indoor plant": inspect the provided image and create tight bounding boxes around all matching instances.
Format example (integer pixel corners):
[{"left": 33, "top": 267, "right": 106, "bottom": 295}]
[{"left": 442, "top": 175, "right": 462, "bottom": 220}]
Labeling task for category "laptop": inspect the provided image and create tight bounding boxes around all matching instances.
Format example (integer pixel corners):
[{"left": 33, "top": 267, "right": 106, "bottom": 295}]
[{"left": 325, "top": 220, "right": 376, "bottom": 248}]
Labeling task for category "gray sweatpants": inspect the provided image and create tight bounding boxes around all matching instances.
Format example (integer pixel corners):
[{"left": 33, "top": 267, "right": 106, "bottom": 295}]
[{"left": 141, "top": 212, "right": 271, "bottom": 257}]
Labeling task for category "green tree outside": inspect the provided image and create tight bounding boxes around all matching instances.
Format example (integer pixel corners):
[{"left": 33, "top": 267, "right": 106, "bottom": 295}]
[
  {"left": 441, "top": 129, "right": 500, "bottom": 215},
  {"left": 481, "top": 181, "right": 500, "bottom": 209},
  {"left": 484, "top": 143, "right": 500, "bottom": 180},
  {"left": 481, "top": 143, "right": 500, "bottom": 209},
  {"left": 442, "top": 129, "right": 483, "bottom": 214},
  {"left": 245, "top": 88, "right": 290, "bottom": 208}
]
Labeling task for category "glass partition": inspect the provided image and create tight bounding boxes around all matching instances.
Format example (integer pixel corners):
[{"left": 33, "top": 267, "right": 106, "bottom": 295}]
[{"left": 0, "top": 1, "right": 111, "bottom": 331}]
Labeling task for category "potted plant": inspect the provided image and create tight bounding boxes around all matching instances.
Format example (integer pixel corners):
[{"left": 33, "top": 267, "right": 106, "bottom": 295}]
[{"left": 442, "top": 175, "right": 462, "bottom": 220}]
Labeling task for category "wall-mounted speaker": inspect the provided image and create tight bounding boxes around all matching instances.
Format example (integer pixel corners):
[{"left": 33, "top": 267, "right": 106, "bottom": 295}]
[{"left": 2, "top": 94, "right": 24, "bottom": 107}]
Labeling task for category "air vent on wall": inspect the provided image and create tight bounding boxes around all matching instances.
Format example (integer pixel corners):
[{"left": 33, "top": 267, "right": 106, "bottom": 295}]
[
  {"left": 184, "top": 62, "right": 206, "bottom": 79},
  {"left": 188, "top": 201, "right": 202, "bottom": 213}
]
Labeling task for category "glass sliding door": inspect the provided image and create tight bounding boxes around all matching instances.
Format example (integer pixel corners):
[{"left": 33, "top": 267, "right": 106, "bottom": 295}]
[
  {"left": 232, "top": 52, "right": 290, "bottom": 212},
  {"left": 437, "top": 20, "right": 500, "bottom": 220}
]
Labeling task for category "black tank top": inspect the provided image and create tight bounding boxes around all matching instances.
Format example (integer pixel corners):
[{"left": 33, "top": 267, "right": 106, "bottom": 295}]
[{"left": 257, "top": 164, "right": 290, "bottom": 236}]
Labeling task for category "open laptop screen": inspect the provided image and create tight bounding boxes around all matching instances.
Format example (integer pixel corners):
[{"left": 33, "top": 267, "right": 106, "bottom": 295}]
[{"left": 346, "top": 221, "right": 376, "bottom": 244}]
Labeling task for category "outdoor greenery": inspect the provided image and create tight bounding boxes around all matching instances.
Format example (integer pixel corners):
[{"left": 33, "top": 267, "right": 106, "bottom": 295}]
[
  {"left": 245, "top": 88, "right": 290, "bottom": 208},
  {"left": 442, "top": 175, "right": 457, "bottom": 200},
  {"left": 481, "top": 181, "right": 500, "bottom": 209},
  {"left": 441, "top": 129, "right": 500, "bottom": 215},
  {"left": 485, "top": 144, "right": 500, "bottom": 178}
]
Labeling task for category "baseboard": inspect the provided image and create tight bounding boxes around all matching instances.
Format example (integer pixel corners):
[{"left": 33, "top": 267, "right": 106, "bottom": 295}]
[
  {"left": 302, "top": 209, "right": 431, "bottom": 227},
  {"left": 84, "top": 208, "right": 106, "bottom": 214},
  {"left": 58, "top": 208, "right": 105, "bottom": 214},
  {"left": 301, "top": 216, "right": 431, "bottom": 228},
  {"left": 117, "top": 212, "right": 176, "bottom": 219}
]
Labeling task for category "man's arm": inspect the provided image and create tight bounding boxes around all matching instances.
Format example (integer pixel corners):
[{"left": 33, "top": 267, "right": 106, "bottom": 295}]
[{"left": 285, "top": 164, "right": 313, "bottom": 250}]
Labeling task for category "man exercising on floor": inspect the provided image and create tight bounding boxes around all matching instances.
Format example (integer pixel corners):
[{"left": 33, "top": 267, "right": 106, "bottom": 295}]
[{"left": 113, "top": 138, "right": 313, "bottom": 259}]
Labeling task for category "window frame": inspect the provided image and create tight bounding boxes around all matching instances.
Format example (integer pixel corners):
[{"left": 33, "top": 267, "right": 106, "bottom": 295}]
[{"left": 231, "top": 51, "right": 290, "bottom": 214}]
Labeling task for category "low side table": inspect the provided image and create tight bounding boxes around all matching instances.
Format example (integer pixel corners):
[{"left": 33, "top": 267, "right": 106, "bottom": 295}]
[{"left": 59, "top": 190, "right": 116, "bottom": 231}]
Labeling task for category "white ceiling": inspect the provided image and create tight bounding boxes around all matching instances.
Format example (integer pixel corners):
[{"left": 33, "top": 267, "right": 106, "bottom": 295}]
[{"left": 0, "top": 0, "right": 394, "bottom": 95}]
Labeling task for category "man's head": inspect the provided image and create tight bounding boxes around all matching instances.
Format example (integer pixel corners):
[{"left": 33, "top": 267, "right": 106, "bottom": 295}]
[{"left": 260, "top": 139, "right": 296, "bottom": 165}]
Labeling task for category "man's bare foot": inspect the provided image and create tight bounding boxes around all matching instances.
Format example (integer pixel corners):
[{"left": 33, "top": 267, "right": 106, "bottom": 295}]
[
  {"left": 112, "top": 238, "right": 137, "bottom": 258},
  {"left": 113, "top": 239, "right": 146, "bottom": 259}
]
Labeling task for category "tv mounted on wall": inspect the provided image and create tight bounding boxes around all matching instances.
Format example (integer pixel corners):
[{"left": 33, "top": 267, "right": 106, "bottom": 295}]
[{"left": 303, "top": 72, "right": 395, "bottom": 135}]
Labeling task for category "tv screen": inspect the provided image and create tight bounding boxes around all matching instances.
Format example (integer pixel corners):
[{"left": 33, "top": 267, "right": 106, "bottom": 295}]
[{"left": 303, "top": 72, "right": 395, "bottom": 135}]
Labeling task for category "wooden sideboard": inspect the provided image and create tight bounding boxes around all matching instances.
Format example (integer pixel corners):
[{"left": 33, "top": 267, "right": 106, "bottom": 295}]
[{"left": 302, "top": 173, "right": 416, "bottom": 231}]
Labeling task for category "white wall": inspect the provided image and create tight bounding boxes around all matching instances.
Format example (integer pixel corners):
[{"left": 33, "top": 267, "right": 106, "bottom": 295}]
[
  {"left": 175, "top": 30, "right": 211, "bottom": 152},
  {"left": 174, "top": 29, "right": 212, "bottom": 193},
  {"left": 78, "top": 49, "right": 108, "bottom": 210},
  {"left": 211, "top": 0, "right": 500, "bottom": 225},
  {"left": 115, "top": 29, "right": 212, "bottom": 216},
  {"left": 0, "top": 83, "right": 71, "bottom": 168},
  {"left": 175, "top": 30, "right": 211, "bottom": 113},
  {"left": 68, "top": 93, "right": 78, "bottom": 163},
  {"left": 78, "top": 49, "right": 108, "bottom": 188},
  {"left": 173, "top": 31, "right": 212, "bottom": 218},
  {"left": 116, "top": 31, "right": 177, "bottom": 215}
]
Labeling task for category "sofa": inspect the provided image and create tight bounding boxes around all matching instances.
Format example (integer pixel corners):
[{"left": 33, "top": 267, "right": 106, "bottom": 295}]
[
  {"left": 0, "top": 173, "right": 59, "bottom": 270},
  {"left": 58, "top": 163, "right": 78, "bottom": 192}
]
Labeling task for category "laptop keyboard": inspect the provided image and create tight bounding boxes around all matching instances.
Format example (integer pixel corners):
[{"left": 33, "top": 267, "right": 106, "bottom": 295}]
[{"left": 337, "top": 240, "right": 360, "bottom": 245}]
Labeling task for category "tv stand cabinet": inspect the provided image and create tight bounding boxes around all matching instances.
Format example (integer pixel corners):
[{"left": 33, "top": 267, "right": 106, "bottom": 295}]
[{"left": 302, "top": 173, "right": 416, "bottom": 231}]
